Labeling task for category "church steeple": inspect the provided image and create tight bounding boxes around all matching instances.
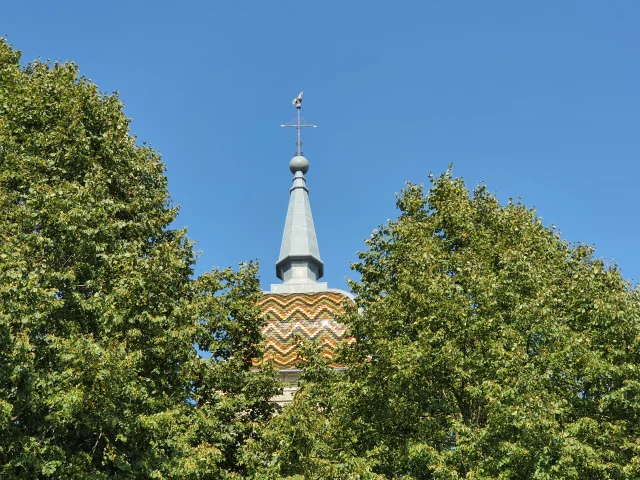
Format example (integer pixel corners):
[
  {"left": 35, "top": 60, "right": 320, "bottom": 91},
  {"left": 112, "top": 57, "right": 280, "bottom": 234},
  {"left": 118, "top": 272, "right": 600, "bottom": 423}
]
[
  {"left": 256, "top": 93, "right": 354, "bottom": 405},
  {"left": 270, "top": 93, "right": 327, "bottom": 294}
]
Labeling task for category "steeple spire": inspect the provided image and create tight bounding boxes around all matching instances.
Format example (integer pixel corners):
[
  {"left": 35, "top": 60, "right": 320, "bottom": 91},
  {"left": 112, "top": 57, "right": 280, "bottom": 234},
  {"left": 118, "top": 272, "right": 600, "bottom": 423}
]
[{"left": 271, "top": 92, "right": 327, "bottom": 294}]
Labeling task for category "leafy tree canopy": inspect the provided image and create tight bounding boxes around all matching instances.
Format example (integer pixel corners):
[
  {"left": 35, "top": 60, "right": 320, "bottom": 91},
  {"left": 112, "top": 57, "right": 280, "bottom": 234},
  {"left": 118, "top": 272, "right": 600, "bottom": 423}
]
[
  {"left": 0, "top": 39, "right": 278, "bottom": 479},
  {"left": 247, "top": 170, "right": 640, "bottom": 479}
]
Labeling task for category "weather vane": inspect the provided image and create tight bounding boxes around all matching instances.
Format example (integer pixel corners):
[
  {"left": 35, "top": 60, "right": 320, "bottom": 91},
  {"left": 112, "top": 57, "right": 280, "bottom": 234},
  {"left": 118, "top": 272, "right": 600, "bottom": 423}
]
[{"left": 281, "top": 91, "right": 316, "bottom": 156}]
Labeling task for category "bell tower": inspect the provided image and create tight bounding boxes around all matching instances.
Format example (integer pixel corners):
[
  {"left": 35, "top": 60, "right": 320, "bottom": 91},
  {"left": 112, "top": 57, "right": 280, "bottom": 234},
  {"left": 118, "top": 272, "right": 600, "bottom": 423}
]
[{"left": 255, "top": 92, "right": 353, "bottom": 405}]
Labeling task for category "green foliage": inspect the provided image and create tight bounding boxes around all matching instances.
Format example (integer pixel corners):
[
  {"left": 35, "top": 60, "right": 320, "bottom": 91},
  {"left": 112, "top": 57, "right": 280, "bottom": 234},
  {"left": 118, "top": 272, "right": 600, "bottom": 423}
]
[
  {"left": 243, "top": 343, "right": 383, "bottom": 479},
  {"left": 249, "top": 170, "right": 640, "bottom": 479},
  {"left": 0, "top": 39, "right": 278, "bottom": 478}
]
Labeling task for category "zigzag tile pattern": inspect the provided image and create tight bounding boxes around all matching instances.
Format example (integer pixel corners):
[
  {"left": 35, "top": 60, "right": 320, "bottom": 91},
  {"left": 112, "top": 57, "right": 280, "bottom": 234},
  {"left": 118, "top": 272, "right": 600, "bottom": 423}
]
[{"left": 254, "top": 291, "right": 352, "bottom": 370}]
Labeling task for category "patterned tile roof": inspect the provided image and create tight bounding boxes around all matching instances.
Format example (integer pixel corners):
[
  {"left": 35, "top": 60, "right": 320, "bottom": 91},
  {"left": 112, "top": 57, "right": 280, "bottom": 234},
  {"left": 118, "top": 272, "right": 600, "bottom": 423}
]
[{"left": 254, "top": 291, "right": 353, "bottom": 370}]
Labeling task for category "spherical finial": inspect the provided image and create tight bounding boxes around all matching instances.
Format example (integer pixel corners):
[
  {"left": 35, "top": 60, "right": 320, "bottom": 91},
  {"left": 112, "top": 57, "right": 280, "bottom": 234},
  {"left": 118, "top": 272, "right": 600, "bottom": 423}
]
[{"left": 289, "top": 155, "right": 309, "bottom": 174}]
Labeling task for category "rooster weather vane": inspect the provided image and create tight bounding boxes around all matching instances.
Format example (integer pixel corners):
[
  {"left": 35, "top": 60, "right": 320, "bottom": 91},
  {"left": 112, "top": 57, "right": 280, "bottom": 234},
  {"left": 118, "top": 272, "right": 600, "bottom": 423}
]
[
  {"left": 292, "top": 91, "right": 304, "bottom": 109},
  {"left": 282, "top": 91, "right": 316, "bottom": 156}
]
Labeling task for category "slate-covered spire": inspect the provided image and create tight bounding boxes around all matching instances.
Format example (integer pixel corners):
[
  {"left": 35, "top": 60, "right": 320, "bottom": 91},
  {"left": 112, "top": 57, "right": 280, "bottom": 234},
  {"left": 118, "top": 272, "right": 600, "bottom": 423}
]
[{"left": 271, "top": 93, "right": 327, "bottom": 294}]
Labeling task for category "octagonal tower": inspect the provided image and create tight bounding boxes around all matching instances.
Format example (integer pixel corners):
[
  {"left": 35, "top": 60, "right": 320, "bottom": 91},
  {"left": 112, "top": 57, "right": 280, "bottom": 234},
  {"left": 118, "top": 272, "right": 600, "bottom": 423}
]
[{"left": 253, "top": 93, "right": 353, "bottom": 405}]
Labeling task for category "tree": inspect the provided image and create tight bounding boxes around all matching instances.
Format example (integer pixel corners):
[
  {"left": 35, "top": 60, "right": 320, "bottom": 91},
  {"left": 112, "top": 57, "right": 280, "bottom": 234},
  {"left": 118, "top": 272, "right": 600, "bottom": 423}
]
[
  {"left": 248, "top": 170, "right": 640, "bottom": 479},
  {"left": 0, "top": 39, "right": 278, "bottom": 478}
]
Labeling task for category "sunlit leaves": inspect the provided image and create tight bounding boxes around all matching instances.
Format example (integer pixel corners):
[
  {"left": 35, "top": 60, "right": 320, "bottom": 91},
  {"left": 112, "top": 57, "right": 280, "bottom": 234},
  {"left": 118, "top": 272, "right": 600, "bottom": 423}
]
[
  {"left": 249, "top": 169, "right": 640, "bottom": 479},
  {"left": 0, "top": 39, "right": 278, "bottom": 478}
]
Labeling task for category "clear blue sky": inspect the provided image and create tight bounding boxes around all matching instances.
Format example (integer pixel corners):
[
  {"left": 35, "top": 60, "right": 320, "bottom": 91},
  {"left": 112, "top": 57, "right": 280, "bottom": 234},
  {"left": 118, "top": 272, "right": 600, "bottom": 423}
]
[{"left": 4, "top": 1, "right": 639, "bottom": 290}]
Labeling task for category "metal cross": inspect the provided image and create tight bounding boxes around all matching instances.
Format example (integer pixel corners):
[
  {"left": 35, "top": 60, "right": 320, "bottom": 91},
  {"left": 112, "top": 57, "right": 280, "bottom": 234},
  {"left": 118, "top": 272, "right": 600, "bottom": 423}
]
[{"left": 281, "top": 91, "right": 316, "bottom": 156}]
